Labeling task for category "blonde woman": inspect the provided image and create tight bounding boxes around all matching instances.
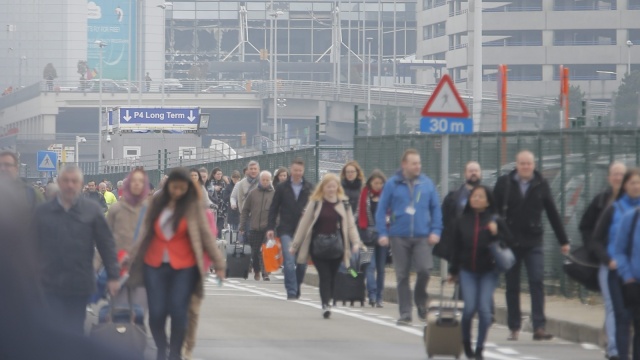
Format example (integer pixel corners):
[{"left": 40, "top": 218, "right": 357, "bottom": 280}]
[{"left": 289, "top": 173, "right": 363, "bottom": 319}]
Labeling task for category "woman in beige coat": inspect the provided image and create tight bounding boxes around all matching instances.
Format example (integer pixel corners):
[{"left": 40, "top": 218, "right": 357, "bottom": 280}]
[
  {"left": 290, "top": 173, "right": 363, "bottom": 319},
  {"left": 127, "top": 168, "right": 226, "bottom": 360}
]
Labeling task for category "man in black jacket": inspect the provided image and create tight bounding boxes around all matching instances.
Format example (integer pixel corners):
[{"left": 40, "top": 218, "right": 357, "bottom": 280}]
[
  {"left": 34, "top": 165, "right": 120, "bottom": 335},
  {"left": 493, "top": 150, "right": 570, "bottom": 341},
  {"left": 83, "top": 180, "right": 108, "bottom": 212},
  {"left": 266, "top": 158, "right": 314, "bottom": 300},
  {"left": 436, "top": 161, "right": 482, "bottom": 261}
]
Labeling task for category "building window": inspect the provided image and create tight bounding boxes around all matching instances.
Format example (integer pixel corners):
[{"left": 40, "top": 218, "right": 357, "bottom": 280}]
[
  {"left": 434, "top": 22, "right": 446, "bottom": 38},
  {"left": 483, "top": 65, "right": 543, "bottom": 81},
  {"left": 553, "top": 64, "right": 616, "bottom": 80},
  {"left": 423, "top": 25, "right": 433, "bottom": 40},
  {"left": 483, "top": 0, "right": 542, "bottom": 11},
  {"left": 484, "top": 30, "right": 543, "bottom": 47},
  {"left": 553, "top": 30, "right": 616, "bottom": 46},
  {"left": 434, "top": 0, "right": 447, "bottom": 7},
  {"left": 423, "top": 0, "right": 434, "bottom": 9},
  {"left": 630, "top": 0, "right": 640, "bottom": 9},
  {"left": 554, "top": 0, "right": 616, "bottom": 10}
]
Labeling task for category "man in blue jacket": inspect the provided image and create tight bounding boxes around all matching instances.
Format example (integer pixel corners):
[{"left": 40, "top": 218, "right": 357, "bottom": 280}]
[{"left": 376, "top": 149, "right": 443, "bottom": 326}]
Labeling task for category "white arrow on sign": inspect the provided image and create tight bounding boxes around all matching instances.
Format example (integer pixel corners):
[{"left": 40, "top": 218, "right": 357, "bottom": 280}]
[
  {"left": 187, "top": 110, "right": 196, "bottom": 122},
  {"left": 123, "top": 110, "right": 132, "bottom": 122}
]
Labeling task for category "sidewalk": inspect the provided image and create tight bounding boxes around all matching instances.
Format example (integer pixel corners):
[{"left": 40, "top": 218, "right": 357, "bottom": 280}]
[{"left": 303, "top": 267, "right": 606, "bottom": 346}]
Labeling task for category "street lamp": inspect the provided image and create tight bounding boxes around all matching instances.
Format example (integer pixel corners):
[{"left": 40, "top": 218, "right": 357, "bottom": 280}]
[
  {"left": 277, "top": 98, "right": 287, "bottom": 144},
  {"left": 75, "top": 136, "right": 87, "bottom": 165},
  {"left": 627, "top": 40, "right": 634, "bottom": 75},
  {"left": 95, "top": 40, "right": 107, "bottom": 171},
  {"left": 366, "top": 37, "right": 373, "bottom": 136},
  {"left": 157, "top": 2, "right": 173, "bottom": 107},
  {"left": 269, "top": 9, "right": 284, "bottom": 146}
]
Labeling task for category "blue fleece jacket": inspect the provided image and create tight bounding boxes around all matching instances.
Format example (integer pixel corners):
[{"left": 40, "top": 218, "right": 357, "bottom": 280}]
[
  {"left": 608, "top": 195, "right": 640, "bottom": 258},
  {"left": 375, "top": 171, "right": 442, "bottom": 238},
  {"left": 613, "top": 207, "right": 640, "bottom": 282}
]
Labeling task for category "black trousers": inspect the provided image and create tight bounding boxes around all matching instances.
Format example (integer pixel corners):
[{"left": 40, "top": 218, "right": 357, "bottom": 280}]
[
  {"left": 247, "top": 230, "right": 266, "bottom": 274},
  {"left": 311, "top": 255, "right": 342, "bottom": 306}
]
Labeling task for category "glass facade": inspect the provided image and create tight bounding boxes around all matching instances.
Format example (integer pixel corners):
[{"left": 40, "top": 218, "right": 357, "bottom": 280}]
[{"left": 163, "top": 0, "right": 416, "bottom": 82}]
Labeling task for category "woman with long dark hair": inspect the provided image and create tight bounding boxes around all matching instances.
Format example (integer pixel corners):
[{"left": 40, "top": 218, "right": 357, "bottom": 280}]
[
  {"left": 592, "top": 168, "right": 640, "bottom": 360},
  {"left": 273, "top": 167, "right": 289, "bottom": 188},
  {"left": 208, "top": 167, "right": 227, "bottom": 238},
  {"left": 225, "top": 170, "right": 242, "bottom": 231},
  {"left": 190, "top": 168, "right": 213, "bottom": 209},
  {"left": 340, "top": 160, "right": 364, "bottom": 214},
  {"left": 127, "top": 168, "right": 226, "bottom": 360},
  {"left": 449, "top": 185, "right": 510, "bottom": 360},
  {"left": 358, "top": 170, "right": 388, "bottom": 308}
]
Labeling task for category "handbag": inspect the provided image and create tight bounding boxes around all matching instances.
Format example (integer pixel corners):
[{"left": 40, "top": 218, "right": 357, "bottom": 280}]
[
  {"left": 89, "top": 287, "right": 147, "bottom": 356},
  {"left": 489, "top": 241, "right": 516, "bottom": 272},
  {"left": 359, "top": 226, "right": 379, "bottom": 247},
  {"left": 562, "top": 246, "right": 600, "bottom": 292},
  {"left": 311, "top": 201, "right": 347, "bottom": 260}
]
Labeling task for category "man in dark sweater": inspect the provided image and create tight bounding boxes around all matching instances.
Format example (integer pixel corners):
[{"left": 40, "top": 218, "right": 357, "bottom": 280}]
[
  {"left": 267, "top": 158, "right": 314, "bottom": 300},
  {"left": 83, "top": 180, "right": 108, "bottom": 212},
  {"left": 35, "top": 165, "right": 120, "bottom": 335},
  {"left": 493, "top": 150, "right": 570, "bottom": 341}
]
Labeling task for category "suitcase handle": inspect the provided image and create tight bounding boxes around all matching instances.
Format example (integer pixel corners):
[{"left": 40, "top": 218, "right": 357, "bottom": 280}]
[
  {"left": 438, "top": 279, "right": 460, "bottom": 319},
  {"left": 106, "top": 284, "right": 137, "bottom": 324}
]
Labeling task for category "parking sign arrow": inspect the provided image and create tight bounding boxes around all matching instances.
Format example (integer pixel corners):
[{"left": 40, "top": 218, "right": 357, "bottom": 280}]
[
  {"left": 123, "top": 110, "right": 132, "bottom": 122},
  {"left": 187, "top": 110, "right": 196, "bottom": 122}
]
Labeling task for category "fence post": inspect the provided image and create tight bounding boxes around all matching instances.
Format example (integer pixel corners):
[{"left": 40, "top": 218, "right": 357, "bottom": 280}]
[
  {"left": 315, "top": 115, "right": 320, "bottom": 183},
  {"left": 164, "top": 149, "right": 168, "bottom": 174},
  {"left": 157, "top": 150, "right": 162, "bottom": 175}
]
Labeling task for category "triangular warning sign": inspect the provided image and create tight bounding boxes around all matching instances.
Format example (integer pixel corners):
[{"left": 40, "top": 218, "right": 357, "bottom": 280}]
[
  {"left": 421, "top": 74, "right": 470, "bottom": 118},
  {"left": 39, "top": 154, "right": 55, "bottom": 169}
]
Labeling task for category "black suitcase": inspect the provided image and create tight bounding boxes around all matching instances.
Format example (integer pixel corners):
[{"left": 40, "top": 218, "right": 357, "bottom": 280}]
[
  {"left": 333, "top": 271, "right": 366, "bottom": 307},
  {"left": 226, "top": 243, "right": 252, "bottom": 279},
  {"left": 223, "top": 228, "right": 240, "bottom": 244}
]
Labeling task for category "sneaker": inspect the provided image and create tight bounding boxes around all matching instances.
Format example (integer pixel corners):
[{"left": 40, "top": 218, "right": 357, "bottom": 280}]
[
  {"left": 323, "top": 305, "right": 332, "bottom": 319},
  {"left": 417, "top": 306, "right": 427, "bottom": 322},
  {"left": 263, "top": 276, "right": 271, "bottom": 281},
  {"left": 396, "top": 317, "right": 412, "bottom": 326}
]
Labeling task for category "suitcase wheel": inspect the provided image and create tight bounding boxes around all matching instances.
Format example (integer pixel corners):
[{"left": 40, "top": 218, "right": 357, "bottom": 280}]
[{"left": 243, "top": 271, "right": 249, "bottom": 280}]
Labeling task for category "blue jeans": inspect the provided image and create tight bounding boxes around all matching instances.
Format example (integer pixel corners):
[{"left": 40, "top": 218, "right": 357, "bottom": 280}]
[
  {"left": 600, "top": 265, "right": 618, "bottom": 357},
  {"left": 460, "top": 270, "right": 498, "bottom": 350},
  {"left": 505, "top": 245, "right": 546, "bottom": 331},
  {"left": 366, "top": 245, "right": 389, "bottom": 303},
  {"left": 280, "top": 234, "right": 307, "bottom": 298},
  {"left": 144, "top": 264, "right": 199, "bottom": 360},
  {"left": 609, "top": 269, "right": 640, "bottom": 360}
]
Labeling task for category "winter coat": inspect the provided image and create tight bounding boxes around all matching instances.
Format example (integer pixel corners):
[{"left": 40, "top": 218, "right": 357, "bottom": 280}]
[
  {"left": 106, "top": 199, "right": 146, "bottom": 253},
  {"left": 375, "top": 171, "right": 443, "bottom": 238},
  {"left": 612, "top": 207, "right": 640, "bottom": 282},
  {"left": 224, "top": 182, "right": 240, "bottom": 225},
  {"left": 493, "top": 169, "right": 568, "bottom": 248},
  {"left": 590, "top": 194, "right": 640, "bottom": 265},
  {"left": 268, "top": 178, "right": 314, "bottom": 236},
  {"left": 127, "top": 199, "right": 226, "bottom": 299},
  {"left": 239, "top": 185, "right": 275, "bottom": 232},
  {"left": 341, "top": 179, "right": 362, "bottom": 215},
  {"left": 290, "top": 198, "right": 363, "bottom": 266},
  {"left": 579, "top": 187, "right": 614, "bottom": 246}
]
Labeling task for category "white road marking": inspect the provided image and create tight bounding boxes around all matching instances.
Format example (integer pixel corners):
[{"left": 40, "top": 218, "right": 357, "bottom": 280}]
[
  {"left": 219, "top": 281, "right": 527, "bottom": 360},
  {"left": 496, "top": 348, "right": 519, "bottom": 355},
  {"left": 580, "top": 343, "right": 601, "bottom": 351}
]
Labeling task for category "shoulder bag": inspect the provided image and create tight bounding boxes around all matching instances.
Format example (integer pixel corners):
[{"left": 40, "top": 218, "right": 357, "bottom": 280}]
[{"left": 311, "top": 201, "right": 347, "bottom": 260}]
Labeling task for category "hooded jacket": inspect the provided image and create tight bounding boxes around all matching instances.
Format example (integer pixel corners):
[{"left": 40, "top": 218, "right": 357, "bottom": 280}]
[
  {"left": 612, "top": 207, "right": 640, "bottom": 282},
  {"left": 375, "top": 170, "right": 442, "bottom": 238},
  {"left": 590, "top": 194, "right": 640, "bottom": 265},
  {"left": 239, "top": 184, "right": 275, "bottom": 232}
]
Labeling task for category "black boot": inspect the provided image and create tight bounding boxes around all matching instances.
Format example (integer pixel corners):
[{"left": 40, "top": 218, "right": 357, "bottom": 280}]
[
  {"left": 463, "top": 341, "right": 475, "bottom": 359},
  {"left": 475, "top": 347, "right": 484, "bottom": 360}
]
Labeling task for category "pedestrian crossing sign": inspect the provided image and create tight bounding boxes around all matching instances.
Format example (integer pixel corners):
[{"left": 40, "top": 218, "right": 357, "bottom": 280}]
[{"left": 37, "top": 151, "right": 58, "bottom": 171}]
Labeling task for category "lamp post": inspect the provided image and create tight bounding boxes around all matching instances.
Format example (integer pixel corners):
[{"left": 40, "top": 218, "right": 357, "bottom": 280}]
[
  {"left": 95, "top": 40, "right": 108, "bottom": 171},
  {"left": 366, "top": 37, "right": 373, "bottom": 136},
  {"left": 157, "top": 2, "right": 173, "bottom": 107},
  {"left": 269, "top": 10, "right": 284, "bottom": 147},
  {"left": 75, "top": 136, "right": 87, "bottom": 165},
  {"left": 277, "top": 98, "right": 287, "bottom": 144},
  {"left": 627, "top": 40, "right": 634, "bottom": 75}
]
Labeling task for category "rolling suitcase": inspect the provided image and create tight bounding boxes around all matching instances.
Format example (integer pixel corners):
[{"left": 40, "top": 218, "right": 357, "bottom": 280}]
[
  {"left": 226, "top": 243, "right": 252, "bottom": 279},
  {"left": 333, "top": 271, "right": 366, "bottom": 307},
  {"left": 424, "top": 281, "right": 463, "bottom": 359},
  {"left": 223, "top": 228, "right": 241, "bottom": 244}
]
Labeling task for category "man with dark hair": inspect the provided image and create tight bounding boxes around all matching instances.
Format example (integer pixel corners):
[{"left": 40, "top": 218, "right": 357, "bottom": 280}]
[
  {"left": 83, "top": 180, "right": 108, "bottom": 212},
  {"left": 493, "top": 150, "right": 569, "bottom": 341},
  {"left": 0, "top": 150, "right": 44, "bottom": 210},
  {"left": 267, "top": 157, "right": 313, "bottom": 299}
]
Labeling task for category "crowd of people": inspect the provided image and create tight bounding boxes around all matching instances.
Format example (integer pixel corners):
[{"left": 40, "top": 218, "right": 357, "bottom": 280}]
[{"left": 3, "top": 146, "right": 640, "bottom": 360}]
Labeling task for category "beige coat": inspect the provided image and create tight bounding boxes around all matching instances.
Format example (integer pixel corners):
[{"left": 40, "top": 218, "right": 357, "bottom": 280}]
[
  {"left": 127, "top": 200, "right": 226, "bottom": 299},
  {"left": 106, "top": 199, "right": 146, "bottom": 253},
  {"left": 291, "top": 198, "right": 363, "bottom": 267}
]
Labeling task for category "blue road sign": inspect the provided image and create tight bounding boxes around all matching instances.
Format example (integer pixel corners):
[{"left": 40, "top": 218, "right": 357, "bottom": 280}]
[
  {"left": 420, "top": 117, "right": 473, "bottom": 135},
  {"left": 116, "top": 107, "right": 199, "bottom": 130},
  {"left": 37, "top": 151, "right": 58, "bottom": 172}
]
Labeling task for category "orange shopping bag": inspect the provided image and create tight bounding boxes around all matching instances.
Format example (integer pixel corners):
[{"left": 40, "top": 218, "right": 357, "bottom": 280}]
[{"left": 262, "top": 237, "right": 283, "bottom": 273}]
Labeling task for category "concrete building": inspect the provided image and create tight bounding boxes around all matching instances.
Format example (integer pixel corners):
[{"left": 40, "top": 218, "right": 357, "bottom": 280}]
[{"left": 416, "top": 0, "right": 640, "bottom": 100}]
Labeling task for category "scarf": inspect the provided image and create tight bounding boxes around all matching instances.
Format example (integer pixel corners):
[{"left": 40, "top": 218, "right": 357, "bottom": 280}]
[
  {"left": 342, "top": 179, "right": 362, "bottom": 191},
  {"left": 358, "top": 186, "right": 382, "bottom": 229},
  {"left": 121, "top": 171, "right": 150, "bottom": 207}
]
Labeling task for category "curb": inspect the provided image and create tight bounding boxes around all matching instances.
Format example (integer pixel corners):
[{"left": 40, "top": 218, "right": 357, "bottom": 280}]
[{"left": 302, "top": 271, "right": 604, "bottom": 346}]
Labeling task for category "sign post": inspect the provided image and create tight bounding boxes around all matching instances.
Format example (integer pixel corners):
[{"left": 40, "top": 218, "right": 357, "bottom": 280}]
[{"left": 420, "top": 74, "right": 472, "bottom": 277}]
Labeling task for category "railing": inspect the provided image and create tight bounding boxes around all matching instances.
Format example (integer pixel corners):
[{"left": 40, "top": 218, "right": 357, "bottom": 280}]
[
  {"left": 448, "top": 43, "right": 468, "bottom": 51},
  {"left": 483, "top": 74, "right": 544, "bottom": 81},
  {"left": 434, "top": 30, "right": 446, "bottom": 38},
  {"left": 553, "top": 4, "right": 617, "bottom": 10},
  {"left": 434, "top": 0, "right": 447, "bottom": 7},
  {"left": 553, "top": 39, "right": 616, "bottom": 46},
  {"left": 553, "top": 73, "right": 617, "bottom": 81},
  {"left": 483, "top": 40, "right": 544, "bottom": 47},
  {"left": 448, "top": 8, "right": 468, "bottom": 16},
  {"left": 483, "top": 5, "right": 543, "bottom": 12},
  {"left": 629, "top": 3, "right": 640, "bottom": 9}
]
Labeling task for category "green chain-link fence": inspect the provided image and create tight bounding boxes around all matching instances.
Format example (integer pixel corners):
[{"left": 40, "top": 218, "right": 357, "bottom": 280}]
[{"left": 355, "top": 128, "right": 640, "bottom": 300}]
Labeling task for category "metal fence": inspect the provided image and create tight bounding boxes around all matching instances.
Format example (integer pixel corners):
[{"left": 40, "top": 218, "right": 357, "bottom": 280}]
[{"left": 355, "top": 128, "right": 640, "bottom": 299}]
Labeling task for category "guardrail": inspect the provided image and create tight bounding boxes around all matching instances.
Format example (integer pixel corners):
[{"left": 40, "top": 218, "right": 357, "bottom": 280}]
[
  {"left": 483, "top": 40, "right": 544, "bottom": 47},
  {"left": 483, "top": 5, "right": 543, "bottom": 11},
  {"left": 553, "top": 4, "right": 617, "bottom": 10},
  {"left": 553, "top": 39, "right": 616, "bottom": 46}
]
